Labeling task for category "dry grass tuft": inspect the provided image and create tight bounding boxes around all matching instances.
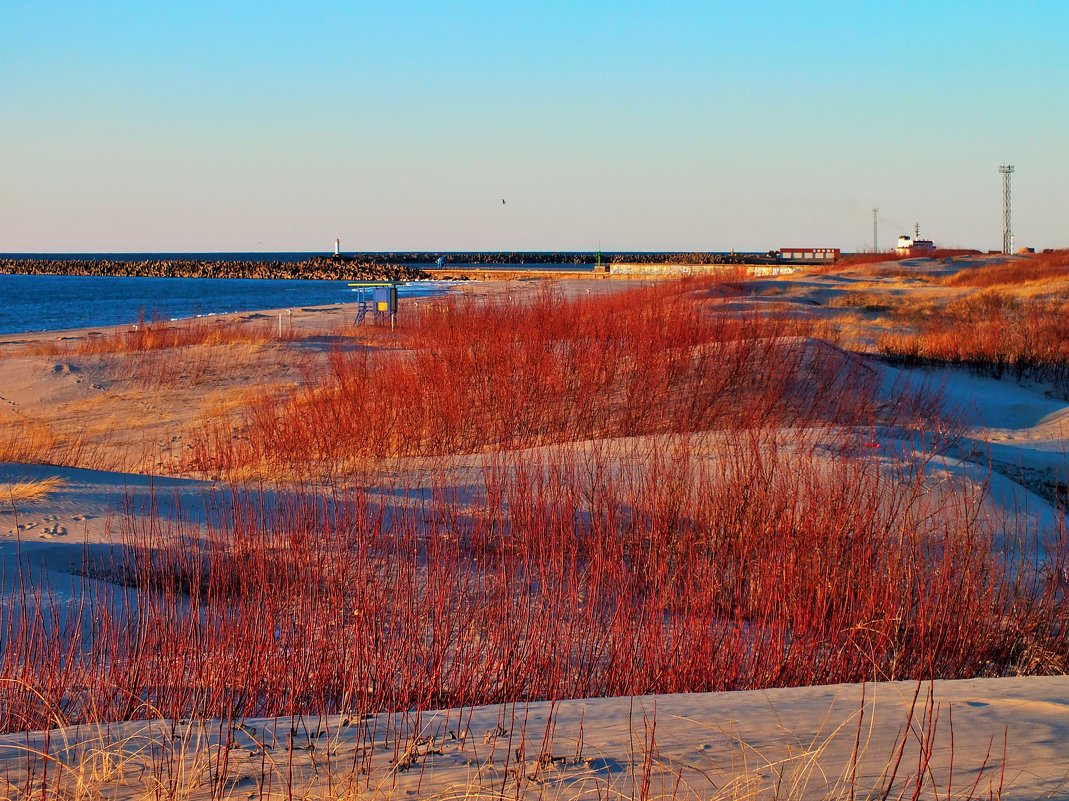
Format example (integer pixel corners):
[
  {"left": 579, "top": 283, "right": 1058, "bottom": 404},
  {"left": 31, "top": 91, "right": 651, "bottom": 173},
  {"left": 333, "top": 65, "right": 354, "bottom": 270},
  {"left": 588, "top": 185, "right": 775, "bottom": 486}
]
[
  {"left": 0, "top": 410, "right": 111, "bottom": 471},
  {"left": 0, "top": 477, "right": 66, "bottom": 505},
  {"left": 824, "top": 291, "right": 895, "bottom": 313},
  {"left": 0, "top": 412, "right": 60, "bottom": 464}
]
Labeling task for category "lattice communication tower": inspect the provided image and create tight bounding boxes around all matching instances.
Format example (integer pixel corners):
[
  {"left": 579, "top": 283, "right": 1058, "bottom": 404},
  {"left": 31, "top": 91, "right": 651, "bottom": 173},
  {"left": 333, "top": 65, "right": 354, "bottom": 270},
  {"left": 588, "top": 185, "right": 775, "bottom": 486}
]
[{"left": 999, "top": 164, "right": 1014, "bottom": 254}]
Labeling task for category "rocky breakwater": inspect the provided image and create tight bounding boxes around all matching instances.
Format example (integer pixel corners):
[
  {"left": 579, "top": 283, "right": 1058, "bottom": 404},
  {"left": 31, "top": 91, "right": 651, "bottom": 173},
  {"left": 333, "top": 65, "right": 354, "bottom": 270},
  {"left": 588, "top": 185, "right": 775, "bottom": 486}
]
[
  {"left": 606, "top": 252, "right": 752, "bottom": 265},
  {"left": 374, "top": 251, "right": 754, "bottom": 266},
  {"left": 0, "top": 257, "right": 428, "bottom": 282}
]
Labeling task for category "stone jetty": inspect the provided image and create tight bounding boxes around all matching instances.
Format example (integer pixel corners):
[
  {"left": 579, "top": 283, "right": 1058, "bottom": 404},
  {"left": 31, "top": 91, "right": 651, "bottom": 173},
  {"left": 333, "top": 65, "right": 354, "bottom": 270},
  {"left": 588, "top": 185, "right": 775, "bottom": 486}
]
[
  {"left": 0, "top": 252, "right": 758, "bottom": 283},
  {"left": 0, "top": 258, "right": 428, "bottom": 282}
]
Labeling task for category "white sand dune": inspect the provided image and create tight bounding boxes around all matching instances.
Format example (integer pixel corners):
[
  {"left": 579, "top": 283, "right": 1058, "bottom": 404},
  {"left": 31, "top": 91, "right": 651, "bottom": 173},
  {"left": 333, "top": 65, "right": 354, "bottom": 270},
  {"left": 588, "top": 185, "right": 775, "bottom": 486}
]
[
  {"left": 1, "top": 462, "right": 226, "bottom": 599},
  {"left": 0, "top": 676, "right": 1065, "bottom": 800}
]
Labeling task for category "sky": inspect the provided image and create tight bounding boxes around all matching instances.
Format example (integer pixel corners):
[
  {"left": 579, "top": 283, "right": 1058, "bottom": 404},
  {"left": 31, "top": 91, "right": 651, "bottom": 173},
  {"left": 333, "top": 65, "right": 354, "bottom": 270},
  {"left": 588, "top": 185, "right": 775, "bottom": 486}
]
[{"left": 2, "top": 1, "right": 1067, "bottom": 253}]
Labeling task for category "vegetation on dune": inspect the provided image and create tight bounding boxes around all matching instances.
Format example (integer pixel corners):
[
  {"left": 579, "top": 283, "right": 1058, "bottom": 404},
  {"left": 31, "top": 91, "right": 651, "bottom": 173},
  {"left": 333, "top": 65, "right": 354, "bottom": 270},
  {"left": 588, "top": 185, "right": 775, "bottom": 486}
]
[
  {"left": 942, "top": 249, "right": 1069, "bottom": 288},
  {"left": 184, "top": 282, "right": 883, "bottom": 478},
  {"left": 789, "top": 249, "right": 1069, "bottom": 394},
  {"left": 2, "top": 278, "right": 1066, "bottom": 746},
  {"left": 877, "top": 290, "right": 1069, "bottom": 393},
  {"left": 829, "top": 250, "right": 980, "bottom": 270},
  {"left": 0, "top": 315, "right": 325, "bottom": 473},
  {"left": 17, "top": 313, "right": 301, "bottom": 359},
  {"left": 831, "top": 250, "right": 1069, "bottom": 290},
  {"left": 5, "top": 431, "right": 1067, "bottom": 733},
  {"left": 0, "top": 411, "right": 99, "bottom": 469}
]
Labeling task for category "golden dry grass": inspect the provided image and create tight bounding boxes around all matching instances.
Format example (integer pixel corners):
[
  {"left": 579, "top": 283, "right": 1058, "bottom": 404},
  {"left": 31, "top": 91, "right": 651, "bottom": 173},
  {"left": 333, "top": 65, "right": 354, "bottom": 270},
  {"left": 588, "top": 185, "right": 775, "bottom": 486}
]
[
  {"left": 823, "top": 291, "right": 895, "bottom": 313},
  {"left": 942, "top": 252, "right": 1069, "bottom": 289},
  {"left": 0, "top": 337, "right": 319, "bottom": 476},
  {"left": 0, "top": 409, "right": 118, "bottom": 472},
  {"left": 0, "top": 477, "right": 65, "bottom": 504},
  {"left": 18, "top": 317, "right": 287, "bottom": 359},
  {"left": 0, "top": 411, "right": 61, "bottom": 464}
]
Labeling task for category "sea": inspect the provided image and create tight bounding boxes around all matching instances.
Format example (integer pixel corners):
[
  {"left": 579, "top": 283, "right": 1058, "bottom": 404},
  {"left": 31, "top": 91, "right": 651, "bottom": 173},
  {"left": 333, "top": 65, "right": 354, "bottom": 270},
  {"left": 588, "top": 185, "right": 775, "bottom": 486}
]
[{"left": 0, "top": 253, "right": 458, "bottom": 336}]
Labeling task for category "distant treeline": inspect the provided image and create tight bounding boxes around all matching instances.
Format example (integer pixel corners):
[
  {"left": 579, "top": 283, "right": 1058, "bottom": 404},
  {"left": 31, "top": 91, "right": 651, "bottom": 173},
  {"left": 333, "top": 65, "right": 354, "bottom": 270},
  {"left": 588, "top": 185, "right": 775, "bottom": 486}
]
[{"left": 0, "top": 258, "right": 428, "bottom": 281}]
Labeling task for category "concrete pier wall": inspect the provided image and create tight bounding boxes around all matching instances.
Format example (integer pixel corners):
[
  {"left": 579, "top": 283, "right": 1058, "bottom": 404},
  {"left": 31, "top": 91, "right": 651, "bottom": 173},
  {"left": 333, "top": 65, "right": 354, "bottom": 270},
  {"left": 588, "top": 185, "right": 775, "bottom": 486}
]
[{"left": 607, "top": 263, "right": 799, "bottom": 277}]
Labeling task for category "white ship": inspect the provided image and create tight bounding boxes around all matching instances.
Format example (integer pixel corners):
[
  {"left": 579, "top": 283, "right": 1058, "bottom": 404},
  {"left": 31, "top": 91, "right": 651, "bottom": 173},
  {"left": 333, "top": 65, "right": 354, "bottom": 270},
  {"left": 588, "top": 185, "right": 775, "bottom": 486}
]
[{"left": 895, "top": 223, "right": 936, "bottom": 256}]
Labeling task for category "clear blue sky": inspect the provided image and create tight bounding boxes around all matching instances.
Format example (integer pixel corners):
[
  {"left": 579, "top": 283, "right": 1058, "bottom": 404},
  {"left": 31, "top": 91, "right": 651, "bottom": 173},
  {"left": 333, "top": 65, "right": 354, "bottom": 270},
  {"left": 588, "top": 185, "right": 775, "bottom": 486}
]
[{"left": 2, "top": 1, "right": 1067, "bottom": 252}]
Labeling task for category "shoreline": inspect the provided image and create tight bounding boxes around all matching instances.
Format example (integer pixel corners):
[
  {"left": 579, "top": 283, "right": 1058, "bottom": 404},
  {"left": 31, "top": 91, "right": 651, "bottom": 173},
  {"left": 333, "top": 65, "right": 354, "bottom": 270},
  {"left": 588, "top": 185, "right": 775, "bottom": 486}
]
[
  {"left": 0, "top": 275, "right": 662, "bottom": 340},
  {"left": 0, "top": 275, "right": 656, "bottom": 345},
  {"left": 0, "top": 299, "right": 388, "bottom": 347}
]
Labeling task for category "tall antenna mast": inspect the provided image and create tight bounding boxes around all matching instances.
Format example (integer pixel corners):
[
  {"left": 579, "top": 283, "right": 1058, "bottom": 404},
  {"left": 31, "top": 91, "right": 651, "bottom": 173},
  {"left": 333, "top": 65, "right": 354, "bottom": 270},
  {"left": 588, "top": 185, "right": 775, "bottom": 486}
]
[
  {"left": 872, "top": 206, "right": 879, "bottom": 252},
  {"left": 999, "top": 164, "right": 1014, "bottom": 254}
]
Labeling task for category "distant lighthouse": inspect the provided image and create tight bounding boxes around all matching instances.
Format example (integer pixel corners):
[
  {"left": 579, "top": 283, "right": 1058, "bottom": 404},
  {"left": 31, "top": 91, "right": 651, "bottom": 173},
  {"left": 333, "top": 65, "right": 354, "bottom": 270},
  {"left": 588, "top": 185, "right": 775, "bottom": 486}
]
[{"left": 334, "top": 238, "right": 341, "bottom": 257}]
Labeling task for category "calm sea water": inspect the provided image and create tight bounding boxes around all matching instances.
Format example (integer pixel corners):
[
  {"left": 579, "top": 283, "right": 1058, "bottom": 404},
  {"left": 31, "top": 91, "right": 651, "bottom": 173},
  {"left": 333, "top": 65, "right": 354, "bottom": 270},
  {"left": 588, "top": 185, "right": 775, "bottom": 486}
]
[
  {"left": 0, "top": 273, "right": 449, "bottom": 336},
  {"left": 3, "top": 252, "right": 331, "bottom": 263}
]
